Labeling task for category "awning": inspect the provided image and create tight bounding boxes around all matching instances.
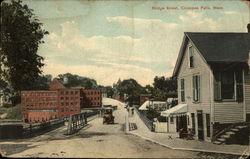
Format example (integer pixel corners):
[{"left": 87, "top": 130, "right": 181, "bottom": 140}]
[{"left": 161, "top": 104, "right": 188, "bottom": 117}]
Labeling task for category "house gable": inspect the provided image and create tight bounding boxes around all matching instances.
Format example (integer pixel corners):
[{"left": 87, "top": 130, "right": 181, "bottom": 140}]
[{"left": 177, "top": 37, "right": 212, "bottom": 113}]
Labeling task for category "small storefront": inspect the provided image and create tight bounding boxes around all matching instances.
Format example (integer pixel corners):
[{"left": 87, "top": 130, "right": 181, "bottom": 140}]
[{"left": 161, "top": 104, "right": 188, "bottom": 133}]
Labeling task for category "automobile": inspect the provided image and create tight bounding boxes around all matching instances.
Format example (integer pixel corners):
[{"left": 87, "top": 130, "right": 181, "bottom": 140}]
[{"left": 102, "top": 108, "right": 115, "bottom": 124}]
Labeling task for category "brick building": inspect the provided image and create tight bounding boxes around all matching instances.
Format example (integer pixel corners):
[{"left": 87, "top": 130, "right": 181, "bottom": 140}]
[
  {"left": 82, "top": 89, "right": 102, "bottom": 108},
  {"left": 21, "top": 79, "right": 102, "bottom": 123}
]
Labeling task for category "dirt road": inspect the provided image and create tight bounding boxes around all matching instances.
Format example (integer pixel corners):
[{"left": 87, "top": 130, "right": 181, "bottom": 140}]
[{"left": 0, "top": 106, "right": 199, "bottom": 158}]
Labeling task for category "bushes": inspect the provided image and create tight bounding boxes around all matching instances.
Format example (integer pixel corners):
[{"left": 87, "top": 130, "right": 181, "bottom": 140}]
[
  {"left": 146, "top": 107, "right": 160, "bottom": 121},
  {"left": 6, "top": 104, "right": 22, "bottom": 120}
]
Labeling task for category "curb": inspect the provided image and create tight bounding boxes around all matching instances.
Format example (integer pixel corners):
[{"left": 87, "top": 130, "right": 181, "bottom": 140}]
[{"left": 128, "top": 132, "right": 245, "bottom": 156}]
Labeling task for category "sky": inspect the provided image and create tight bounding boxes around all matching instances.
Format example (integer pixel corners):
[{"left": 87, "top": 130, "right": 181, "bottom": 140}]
[{"left": 22, "top": 0, "right": 249, "bottom": 86}]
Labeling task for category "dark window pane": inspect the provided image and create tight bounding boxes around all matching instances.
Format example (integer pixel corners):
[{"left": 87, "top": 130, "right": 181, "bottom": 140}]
[
  {"left": 221, "top": 71, "right": 234, "bottom": 99},
  {"left": 236, "top": 71, "right": 243, "bottom": 101},
  {"left": 214, "top": 71, "right": 222, "bottom": 101},
  {"left": 206, "top": 114, "right": 210, "bottom": 137}
]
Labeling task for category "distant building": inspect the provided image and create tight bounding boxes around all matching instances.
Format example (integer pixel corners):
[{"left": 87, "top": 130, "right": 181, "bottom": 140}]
[
  {"left": 21, "top": 79, "right": 102, "bottom": 123},
  {"left": 139, "top": 100, "right": 167, "bottom": 111},
  {"left": 82, "top": 89, "right": 102, "bottom": 108}
]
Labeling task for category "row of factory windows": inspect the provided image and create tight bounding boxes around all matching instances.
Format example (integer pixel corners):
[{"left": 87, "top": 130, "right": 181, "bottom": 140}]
[
  {"left": 24, "top": 97, "right": 81, "bottom": 102},
  {"left": 60, "top": 97, "right": 80, "bottom": 100},
  {"left": 22, "top": 90, "right": 101, "bottom": 97},
  {"left": 27, "top": 109, "right": 58, "bottom": 112},
  {"left": 22, "top": 92, "right": 57, "bottom": 96},
  {"left": 87, "top": 97, "right": 101, "bottom": 100},
  {"left": 85, "top": 91, "right": 101, "bottom": 95},
  {"left": 24, "top": 97, "right": 58, "bottom": 102},
  {"left": 60, "top": 102, "right": 80, "bottom": 106},
  {"left": 25, "top": 102, "right": 80, "bottom": 107},
  {"left": 60, "top": 90, "right": 79, "bottom": 95},
  {"left": 60, "top": 108, "right": 80, "bottom": 112},
  {"left": 25, "top": 103, "right": 57, "bottom": 107},
  {"left": 89, "top": 102, "right": 101, "bottom": 106}
]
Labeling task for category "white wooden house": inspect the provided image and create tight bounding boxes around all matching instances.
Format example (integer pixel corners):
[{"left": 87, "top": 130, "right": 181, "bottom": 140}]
[{"left": 162, "top": 32, "right": 250, "bottom": 141}]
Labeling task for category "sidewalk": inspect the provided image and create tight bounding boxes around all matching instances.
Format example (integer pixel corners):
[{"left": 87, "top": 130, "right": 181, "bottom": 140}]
[{"left": 127, "top": 108, "right": 249, "bottom": 156}]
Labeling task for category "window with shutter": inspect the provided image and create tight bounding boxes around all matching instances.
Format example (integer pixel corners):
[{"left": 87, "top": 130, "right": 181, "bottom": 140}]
[
  {"left": 180, "top": 79, "right": 185, "bottom": 102},
  {"left": 189, "top": 45, "right": 194, "bottom": 68},
  {"left": 193, "top": 75, "right": 200, "bottom": 102}
]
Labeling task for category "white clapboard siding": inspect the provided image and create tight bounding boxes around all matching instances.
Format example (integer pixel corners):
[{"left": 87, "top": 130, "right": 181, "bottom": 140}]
[
  {"left": 178, "top": 40, "right": 211, "bottom": 113},
  {"left": 214, "top": 102, "right": 244, "bottom": 123},
  {"left": 245, "top": 72, "right": 250, "bottom": 113}
]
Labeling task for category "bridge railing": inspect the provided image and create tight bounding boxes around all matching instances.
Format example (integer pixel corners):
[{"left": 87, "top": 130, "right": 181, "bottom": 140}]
[{"left": 23, "top": 118, "right": 64, "bottom": 137}]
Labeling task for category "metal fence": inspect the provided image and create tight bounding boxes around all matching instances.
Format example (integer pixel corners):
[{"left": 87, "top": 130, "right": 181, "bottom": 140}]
[
  {"left": 23, "top": 118, "right": 64, "bottom": 137},
  {"left": 67, "top": 110, "right": 101, "bottom": 134},
  {"left": 134, "top": 106, "right": 154, "bottom": 131},
  {"left": 85, "top": 111, "right": 100, "bottom": 118},
  {"left": 67, "top": 113, "right": 86, "bottom": 135}
]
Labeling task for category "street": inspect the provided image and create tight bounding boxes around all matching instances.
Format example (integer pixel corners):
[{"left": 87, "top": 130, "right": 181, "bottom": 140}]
[{"left": 0, "top": 106, "right": 202, "bottom": 158}]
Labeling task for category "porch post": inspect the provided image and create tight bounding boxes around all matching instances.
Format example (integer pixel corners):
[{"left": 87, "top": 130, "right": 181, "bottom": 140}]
[
  {"left": 243, "top": 69, "right": 246, "bottom": 121},
  {"left": 209, "top": 68, "right": 214, "bottom": 141}
]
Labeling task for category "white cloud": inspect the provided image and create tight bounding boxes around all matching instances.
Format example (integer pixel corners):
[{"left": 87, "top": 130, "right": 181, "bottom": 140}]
[
  {"left": 40, "top": 10, "right": 248, "bottom": 86},
  {"left": 43, "top": 59, "right": 157, "bottom": 86}
]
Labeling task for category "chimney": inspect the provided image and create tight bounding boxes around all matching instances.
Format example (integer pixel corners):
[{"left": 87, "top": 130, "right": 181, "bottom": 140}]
[{"left": 248, "top": 23, "right": 250, "bottom": 33}]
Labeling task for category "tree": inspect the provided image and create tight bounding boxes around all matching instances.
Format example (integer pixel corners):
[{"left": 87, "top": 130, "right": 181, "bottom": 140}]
[
  {"left": 57, "top": 73, "right": 98, "bottom": 89},
  {"left": 151, "top": 76, "right": 177, "bottom": 100},
  {"left": 98, "top": 85, "right": 114, "bottom": 98},
  {"left": 153, "top": 76, "right": 177, "bottom": 92},
  {"left": 25, "top": 74, "right": 52, "bottom": 90},
  {"left": 117, "top": 78, "right": 143, "bottom": 105},
  {"left": 1, "top": 0, "right": 49, "bottom": 92},
  {"left": 105, "top": 86, "right": 114, "bottom": 97}
]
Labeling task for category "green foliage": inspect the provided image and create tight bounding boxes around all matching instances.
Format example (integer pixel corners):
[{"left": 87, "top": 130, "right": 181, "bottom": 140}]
[
  {"left": 117, "top": 78, "right": 143, "bottom": 96},
  {"left": 147, "top": 76, "right": 178, "bottom": 100},
  {"left": 57, "top": 73, "right": 98, "bottom": 89},
  {"left": 116, "top": 78, "right": 144, "bottom": 104},
  {"left": 98, "top": 85, "right": 114, "bottom": 97},
  {"left": 153, "top": 76, "right": 177, "bottom": 92},
  {"left": 25, "top": 74, "right": 52, "bottom": 90},
  {"left": 105, "top": 86, "right": 114, "bottom": 97},
  {"left": 1, "top": 0, "right": 49, "bottom": 91},
  {"left": 6, "top": 104, "right": 22, "bottom": 120},
  {"left": 146, "top": 107, "right": 160, "bottom": 120}
]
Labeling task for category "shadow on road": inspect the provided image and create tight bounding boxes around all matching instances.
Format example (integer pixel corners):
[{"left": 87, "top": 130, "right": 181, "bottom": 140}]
[{"left": 0, "top": 144, "right": 38, "bottom": 156}]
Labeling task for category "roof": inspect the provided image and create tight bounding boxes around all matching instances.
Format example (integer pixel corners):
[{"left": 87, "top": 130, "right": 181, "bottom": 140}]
[
  {"left": 173, "top": 32, "right": 250, "bottom": 76},
  {"left": 49, "top": 78, "right": 66, "bottom": 90},
  {"left": 161, "top": 104, "right": 187, "bottom": 117},
  {"left": 102, "top": 97, "right": 126, "bottom": 107},
  {"left": 139, "top": 100, "right": 167, "bottom": 110}
]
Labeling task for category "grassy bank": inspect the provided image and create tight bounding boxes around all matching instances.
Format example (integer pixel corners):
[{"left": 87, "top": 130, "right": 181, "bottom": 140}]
[{"left": 0, "top": 104, "right": 22, "bottom": 120}]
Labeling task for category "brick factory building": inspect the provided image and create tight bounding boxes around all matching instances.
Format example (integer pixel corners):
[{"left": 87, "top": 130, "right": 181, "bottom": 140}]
[
  {"left": 82, "top": 89, "right": 102, "bottom": 108},
  {"left": 21, "top": 79, "right": 102, "bottom": 123}
]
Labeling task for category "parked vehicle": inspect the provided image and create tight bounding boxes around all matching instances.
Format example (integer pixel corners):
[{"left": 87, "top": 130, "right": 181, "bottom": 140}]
[{"left": 103, "top": 108, "right": 114, "bottom": 124}]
